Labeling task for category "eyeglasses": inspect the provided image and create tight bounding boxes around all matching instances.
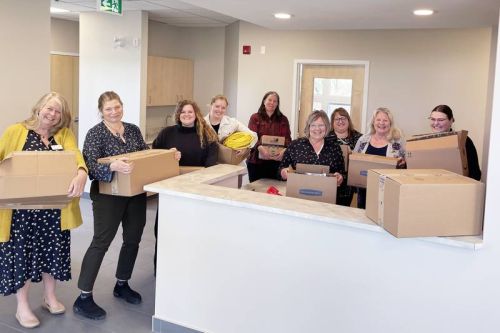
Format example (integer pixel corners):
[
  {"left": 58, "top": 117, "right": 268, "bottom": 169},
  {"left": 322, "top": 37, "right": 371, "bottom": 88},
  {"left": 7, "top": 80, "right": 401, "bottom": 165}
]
[
  {"left": 310, "top": 124, "right": 326, "bottom": 129},
  {"left": 334, "top": 117, "right": 347, "bottom": 123},
  {"left": 428, "top": 117, "right": 448, "bottom": 123}
]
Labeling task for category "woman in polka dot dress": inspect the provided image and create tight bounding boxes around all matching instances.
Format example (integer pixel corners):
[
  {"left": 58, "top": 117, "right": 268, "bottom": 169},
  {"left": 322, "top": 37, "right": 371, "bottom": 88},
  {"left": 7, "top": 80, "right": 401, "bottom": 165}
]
[{"left": 0, "top": 92, "right": 88, "bottom": 328}]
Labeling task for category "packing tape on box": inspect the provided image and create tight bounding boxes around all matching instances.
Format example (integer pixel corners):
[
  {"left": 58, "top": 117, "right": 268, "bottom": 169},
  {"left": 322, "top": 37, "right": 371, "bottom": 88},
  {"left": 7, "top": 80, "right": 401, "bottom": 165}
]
[{"left": 378, "top": 175, "right": 386, "bottom": 226}]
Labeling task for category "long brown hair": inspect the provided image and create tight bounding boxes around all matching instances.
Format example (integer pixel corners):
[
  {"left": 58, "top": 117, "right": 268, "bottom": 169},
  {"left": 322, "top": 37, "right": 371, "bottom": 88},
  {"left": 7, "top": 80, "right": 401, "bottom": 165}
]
[
  {"left": 330, "top": 107, "right": 355, "bottom": 136},
  {"left": 175, "top": 100, "right": 218, "bottom": 148}
]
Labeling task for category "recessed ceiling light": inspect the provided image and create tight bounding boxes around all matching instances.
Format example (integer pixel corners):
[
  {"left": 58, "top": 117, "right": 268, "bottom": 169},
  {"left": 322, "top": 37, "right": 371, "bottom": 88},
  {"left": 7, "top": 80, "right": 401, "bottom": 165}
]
[
  {"left": 413, "top": 9, "right": 434, "bottom": 16},
  {"left": 50, "top": 7, "right": 70, "bottom": 13},
  {"left": 274, "top": 13, "right": 292, "bottom": 19}
]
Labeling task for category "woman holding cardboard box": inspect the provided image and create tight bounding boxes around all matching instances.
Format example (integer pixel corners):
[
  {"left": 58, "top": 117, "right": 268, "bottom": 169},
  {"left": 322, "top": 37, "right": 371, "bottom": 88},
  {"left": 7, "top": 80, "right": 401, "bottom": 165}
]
[
  {"left": 353, "top": 107, "right": 406, "bottom": 209},
  {"left": 247, "top": 91, "right": 292, "bottom": 182},
  {"left": 152, "top": 99, "right": 218, "bottom": 274},
  {"left": 428, "top": 104, "right": 481, "bottom": 181},
  {"left": 204, "top": 94, "right": 258, "bottom": 153},
  {"left": 279, "top": 110, "right": 344, "bottom": 187},
  {"left": 73, "top": 91, "right": 150, "bottom": 321},
  {"left": 0, "top": 92, "right": 87, "bottom": 328},
  {"left": 329, "top": 107, "right": 363, "bottom": 206}
]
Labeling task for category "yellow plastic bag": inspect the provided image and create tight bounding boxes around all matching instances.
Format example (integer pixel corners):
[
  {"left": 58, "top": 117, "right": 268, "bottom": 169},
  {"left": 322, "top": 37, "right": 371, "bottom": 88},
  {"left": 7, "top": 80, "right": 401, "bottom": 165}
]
[{"left": 223, "top": 132, "right": 253, "bottom": 149}]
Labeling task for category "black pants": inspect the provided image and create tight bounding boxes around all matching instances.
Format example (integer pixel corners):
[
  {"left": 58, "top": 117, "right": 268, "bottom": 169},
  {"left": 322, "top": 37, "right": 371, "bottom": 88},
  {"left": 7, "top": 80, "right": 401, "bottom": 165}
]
[
  {"left": 357, "top": 188, "right": 366, "bottom": 209},
  {"left": 77, "top": 181, "right": 147, "bottom": 292},
  {"left": 247, "top": 161, "right": 281, "bottom": 183}
]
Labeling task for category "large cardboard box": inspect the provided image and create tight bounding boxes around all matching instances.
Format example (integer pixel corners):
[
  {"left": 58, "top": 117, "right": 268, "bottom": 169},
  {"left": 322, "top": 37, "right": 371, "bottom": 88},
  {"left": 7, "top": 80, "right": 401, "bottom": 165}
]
[
  {"left": 98, "top": 149, "right": 179, "bottom": 196},
  {"left": 406, "top": 131, "right": 468, "bottom": 176},
  {"left": 217, "top": 143, "right": 250, "bottom": 165},
  {"left": 259, "top": 135, "right": 285, "bottom": 159},
  {"left": 0, "top": 151, "right": 77, "bottom": 209},
  {"left": 340, "top": 144, "right": 351, "bottom": 171},
  {"left": 286, "top": 164, "right": 337, "bottom": 204},
  {"left": 366, "top": 169, "right": 484, "bottom": 238},
  {"left": 347, "top": 153, "right": 398, "bottom": 188}
]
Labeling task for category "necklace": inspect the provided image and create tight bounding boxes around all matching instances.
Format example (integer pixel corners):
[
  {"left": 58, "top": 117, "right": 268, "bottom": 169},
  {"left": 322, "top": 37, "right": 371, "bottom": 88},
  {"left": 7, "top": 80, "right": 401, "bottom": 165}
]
[{"left": 103, "top": 120, "right": 124, "bottom": 137}]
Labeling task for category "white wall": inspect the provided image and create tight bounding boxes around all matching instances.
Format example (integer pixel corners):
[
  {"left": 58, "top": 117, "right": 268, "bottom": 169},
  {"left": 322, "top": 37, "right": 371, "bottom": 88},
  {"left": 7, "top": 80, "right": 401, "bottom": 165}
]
[
  {"left": 51, "top": 18, "right": 79, "bottom": 54},
  {"left": 234, "top": 22, "right": 493, "bottom": 173},
  {"left": 223, "top": 21, "right": 240, "bottom": 117},
  {"left": 0, "top": 0, "right": 50, "bottom": 134},
  {"left": 79, "top": 11, "right": 148, "bottom": 147}
]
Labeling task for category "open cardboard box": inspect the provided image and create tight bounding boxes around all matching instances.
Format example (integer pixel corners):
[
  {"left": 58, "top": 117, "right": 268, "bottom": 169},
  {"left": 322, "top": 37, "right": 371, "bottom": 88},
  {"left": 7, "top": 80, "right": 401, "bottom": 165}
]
[
  {"left": 366, "top": 169, "right": 484, "bottom": 238},
  {"left": 286, "top": 163, "right": 337, "bottom": 204},
  {"left": 0, "top": 151, "right": 77, "bottom": 209},
  {"left": 347, "top": 153, "right": 398, "bottom": 188},
  {"left": 259, "top": 135, "right": 285, "bottom": 159},
  {"left": 217, "top": 143, "right": 250, "bottom": 165},
  {"left": 98, "top": 149, "right": 179, "bottom": 196},
  {"left": 406, "top": 130, "right": 468, "bottom": 176}
]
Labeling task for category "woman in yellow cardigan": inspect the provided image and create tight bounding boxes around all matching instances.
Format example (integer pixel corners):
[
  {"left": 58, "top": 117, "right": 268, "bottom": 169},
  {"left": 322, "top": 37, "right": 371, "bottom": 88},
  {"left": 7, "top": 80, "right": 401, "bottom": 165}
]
[{"left": 0, "top": 92, "right": 87, "bottom": 328}]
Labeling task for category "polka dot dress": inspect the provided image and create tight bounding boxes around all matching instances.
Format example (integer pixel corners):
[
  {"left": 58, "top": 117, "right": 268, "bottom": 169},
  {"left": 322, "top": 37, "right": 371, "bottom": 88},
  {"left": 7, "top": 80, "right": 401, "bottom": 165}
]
[{"left": 0, "top": 130, "right": 71, "bottom": 296}]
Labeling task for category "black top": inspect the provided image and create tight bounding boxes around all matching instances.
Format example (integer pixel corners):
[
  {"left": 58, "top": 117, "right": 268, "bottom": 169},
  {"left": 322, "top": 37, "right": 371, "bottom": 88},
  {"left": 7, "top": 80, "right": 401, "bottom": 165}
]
[
  {"left": 153, "top": 125, "right": 218, "bottom": 167},
  {"left": 365, "top": 143, "right": 388, "bottom": 156},
  {"left": 83, "top": 121, "right": 148, "bottom": 182},
  {"left": 328, "top": 130, "right": 362, "bottom": 150},
  {"left": 279, "top": 136, "right": 345, "bottom": 176},
  {"left": 465, "top": 136, "right": 481, "bottom": 181},
  {"left": 211, "top": 123, "right": 220, "bottom": 133}
]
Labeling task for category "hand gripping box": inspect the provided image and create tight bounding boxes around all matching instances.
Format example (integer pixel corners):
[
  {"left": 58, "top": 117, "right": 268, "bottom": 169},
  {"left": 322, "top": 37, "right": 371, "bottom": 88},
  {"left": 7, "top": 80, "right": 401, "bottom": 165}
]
[
  {"left": 217, "top": 143, "right": 250, "bottom": 165},
  {"left": 98, "top": 149, "right": 179, "bottom": 196},
  {"left": 347, "top": 153, "right": 398, "bottom": 188},
  {"left": 366, "top": 169, "right": 484, "bottom": 238},
  {"left": 286, "top": 163, "right": 337, "bottom": 204},
  {"left": 406, "top": 131, "right": 468, "bottom": 176},
  {"left": 0, "top": 151, "right": 77, "bottom": 209},
  {"left": 259, "top": 135, "right": 285, "bottom": 159}
]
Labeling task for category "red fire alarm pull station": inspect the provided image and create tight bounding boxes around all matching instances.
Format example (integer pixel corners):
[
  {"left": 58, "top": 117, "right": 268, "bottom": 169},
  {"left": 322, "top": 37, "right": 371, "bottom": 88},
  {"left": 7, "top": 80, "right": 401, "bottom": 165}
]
[{"left": 243, "top": 45, "right": 251, "bottom": 55}]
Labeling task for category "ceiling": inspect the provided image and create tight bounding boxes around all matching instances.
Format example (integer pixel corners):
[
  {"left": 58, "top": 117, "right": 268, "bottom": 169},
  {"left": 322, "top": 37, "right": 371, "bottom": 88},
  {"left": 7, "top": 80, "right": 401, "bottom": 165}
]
[{"left": 51, "top": 0, "right": 500, "bottom": 30}]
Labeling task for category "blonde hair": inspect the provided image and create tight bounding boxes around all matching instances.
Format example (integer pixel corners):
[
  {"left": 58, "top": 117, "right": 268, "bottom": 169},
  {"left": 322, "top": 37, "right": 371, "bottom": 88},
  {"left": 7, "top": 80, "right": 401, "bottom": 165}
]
[
  {"left": 23, "top": 92, "right": 72, "bottom": 136},
  {"left": 175, "top": 100, "right": 218, "bottom": 147},
  {"left": 210, "top": 94, "right": 228, "bottom": 106},
  {"left": 368, "top": 107, "right": 402, "bottom": 141}
]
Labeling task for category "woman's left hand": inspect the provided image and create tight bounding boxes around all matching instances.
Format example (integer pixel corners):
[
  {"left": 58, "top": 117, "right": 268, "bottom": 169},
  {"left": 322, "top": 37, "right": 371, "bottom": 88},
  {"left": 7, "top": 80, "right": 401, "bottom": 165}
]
[
  {"left": 170, "top": 147, "right": 181, "bottom": 161},
  {"left": 67, "top": 168, "right": 87, "bottom": 197},
  {"left": 333, "top": 172, "right": 343, "bottom": 186}
]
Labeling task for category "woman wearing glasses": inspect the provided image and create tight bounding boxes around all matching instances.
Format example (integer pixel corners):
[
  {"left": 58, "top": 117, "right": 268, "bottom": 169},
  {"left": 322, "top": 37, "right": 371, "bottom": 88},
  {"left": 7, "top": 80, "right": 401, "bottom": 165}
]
[
  {"left": 429, "top": 104, "right": 481, "bottom": 180},
  {"left": 329, "top": 108, "right": 362, "bottom": 206},
  {"left": 279, "top": 110, "right": 344, "bottom": 187}
]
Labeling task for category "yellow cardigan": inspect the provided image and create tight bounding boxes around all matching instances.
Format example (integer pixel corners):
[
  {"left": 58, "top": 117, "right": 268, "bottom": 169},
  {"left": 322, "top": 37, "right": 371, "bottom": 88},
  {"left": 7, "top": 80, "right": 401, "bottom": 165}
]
[{"left": 0, "top": 123, "right": 88, "bottom": 242}]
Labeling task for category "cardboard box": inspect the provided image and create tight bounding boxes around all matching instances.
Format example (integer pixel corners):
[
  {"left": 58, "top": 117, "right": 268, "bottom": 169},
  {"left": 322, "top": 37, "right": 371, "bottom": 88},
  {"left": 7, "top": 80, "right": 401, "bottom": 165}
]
[
  {"left": 366, "top": 169, "right": 484, "bottom": 238},
  {"left": 340, "top": 144, "right": 351, "bottom": 171},
  {"left": 0, "top": 151, "right": 77, "bottom": 209},
  {"left": 179, "top": 166, "right": 203, "bottom": 175},
  {"left": 406, "top": 131, "right": 468, "bottom": 176},
  {"left": 347, "top": 153, "right": 398, "bottom": 188},
  {"left": 286, "top": 163, "right": 337, "bottom": 204},
  {"left": 98, "top": 149, "right": 179, "bottom": 196},
  {"left": 217, "top": 143, "right": 250, "bottom": 165},
  {"left": 259, "top": 135, "right": 285, "bottom": 159}
]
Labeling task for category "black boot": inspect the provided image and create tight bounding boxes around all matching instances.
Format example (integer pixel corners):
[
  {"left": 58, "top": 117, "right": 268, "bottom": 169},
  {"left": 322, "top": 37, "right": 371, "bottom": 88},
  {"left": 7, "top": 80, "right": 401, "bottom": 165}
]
[
  {"left": 113, "top": 281, "right": 142, "bottom": 304},
  {"left": 73, "top": 293, "right": 106, "bottom": 320}
]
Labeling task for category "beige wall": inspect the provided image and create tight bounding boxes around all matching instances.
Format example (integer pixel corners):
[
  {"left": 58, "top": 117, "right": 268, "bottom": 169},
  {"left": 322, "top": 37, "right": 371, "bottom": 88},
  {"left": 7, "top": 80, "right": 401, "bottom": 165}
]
[
  {"left": 51, "top": 18, "right": 79, "bottom": 54},
  {"left": 224, "top": 21, "right": 240, "bottom": 117},
  {"left": 0, "top": 0, "right": 50, "bottom": 134},
  {"left": 235, "top": 22, "right": 494, "bottom": 172}
]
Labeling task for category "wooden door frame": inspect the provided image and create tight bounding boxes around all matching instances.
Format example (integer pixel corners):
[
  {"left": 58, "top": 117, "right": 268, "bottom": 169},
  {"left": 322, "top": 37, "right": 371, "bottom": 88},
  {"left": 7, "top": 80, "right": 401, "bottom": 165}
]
[{"left": 292, "top": 59, "right": 370, "bottom": 139}]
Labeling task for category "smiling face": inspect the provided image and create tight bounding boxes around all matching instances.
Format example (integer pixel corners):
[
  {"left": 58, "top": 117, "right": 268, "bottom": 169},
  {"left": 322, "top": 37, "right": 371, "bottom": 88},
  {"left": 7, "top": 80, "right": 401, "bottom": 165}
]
[
  {"left": 38, "top": 98, "right": 62, "bottom": 130},
  {"left": 209, "top": 98, "right": 227, "bottom": 123},
  {"left": 373, "top": 111, "right": 391, "bottom": 136},
  {"left": 332, "top": 112, "right": 349, "bottom": 135},
  {"left": 264, "top": 94, "right": 278, "bottom": 114},
  {"left": 429, "top": 111, "right": 453, "bottom": 133},
  {"left": 180, "top": 104, "right": 196, "bottom": 127},
  {"left": 309, "top": 117, "right": 328, "bottom": 141},
  {"left": 101, "top": 99, "right": 123, "bottom": 124}
]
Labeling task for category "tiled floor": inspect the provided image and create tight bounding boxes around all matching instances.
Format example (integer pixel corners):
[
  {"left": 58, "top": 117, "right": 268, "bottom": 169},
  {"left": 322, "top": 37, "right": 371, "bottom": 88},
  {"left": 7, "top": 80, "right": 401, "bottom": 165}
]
[{"left": 0, "top": 196, "right": 159, "bottom": 333}]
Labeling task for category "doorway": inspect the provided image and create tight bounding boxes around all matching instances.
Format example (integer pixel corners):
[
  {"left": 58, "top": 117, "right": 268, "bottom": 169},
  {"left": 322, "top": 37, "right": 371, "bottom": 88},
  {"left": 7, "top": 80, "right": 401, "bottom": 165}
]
[
  {"left": 50, "top": 53, "right": 79, "bottom": 144},
  {"left": 293, "top": 60, "right": 369, "bottom": 138}
]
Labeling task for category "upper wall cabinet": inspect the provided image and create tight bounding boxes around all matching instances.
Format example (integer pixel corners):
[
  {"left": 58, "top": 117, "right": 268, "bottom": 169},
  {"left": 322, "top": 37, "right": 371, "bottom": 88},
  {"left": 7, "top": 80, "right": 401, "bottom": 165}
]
[{"left": 147, "top": 56, "right": 194, "bottom": 106}]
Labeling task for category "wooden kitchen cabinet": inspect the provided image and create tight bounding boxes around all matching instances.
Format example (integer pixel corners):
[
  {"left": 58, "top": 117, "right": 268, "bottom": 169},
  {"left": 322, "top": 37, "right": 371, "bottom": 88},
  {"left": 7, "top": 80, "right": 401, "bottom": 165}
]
[{"left": 147, "top": 56, "right": 194, "bottom": 106}]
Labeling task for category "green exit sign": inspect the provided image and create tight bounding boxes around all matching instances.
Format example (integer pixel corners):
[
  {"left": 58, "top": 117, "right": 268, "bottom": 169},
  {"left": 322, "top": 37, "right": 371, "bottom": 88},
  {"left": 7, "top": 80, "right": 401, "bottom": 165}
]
[{"left": 98, "top": 0, "right": 122, "bottom": 15}]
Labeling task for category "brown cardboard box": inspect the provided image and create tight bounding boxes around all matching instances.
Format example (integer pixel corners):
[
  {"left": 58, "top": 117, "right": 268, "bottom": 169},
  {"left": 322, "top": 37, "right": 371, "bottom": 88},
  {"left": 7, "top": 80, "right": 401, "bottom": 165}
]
[
  {"left": 366, "top": 169, "right": 484, "bottom": 238},
  {"left": 0, "top": 151, "right": 77, "bottom": 209},
  {"left": 406, "top": 131, "right": 468, "bottom": 176},
  {"left": 217, "top": 143, "right": 250, "bottom": 165},
  {"left": 98, "top": 149, "right": 179, "bottom": 196},
  {"left": 259, "top": 135, "right": 285, "bottom": 159},
  {"left": 347, "top": 153, "right": 398, "bottom": 188},
  {"left": 179, "top": 166, "right": 203, "bottom": 174},
  {"left": 340, "top": 144, "right": 351, "bottom": 171},
  {"left": 286, "top": 164, "right": 337, "bottom": 204}
]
